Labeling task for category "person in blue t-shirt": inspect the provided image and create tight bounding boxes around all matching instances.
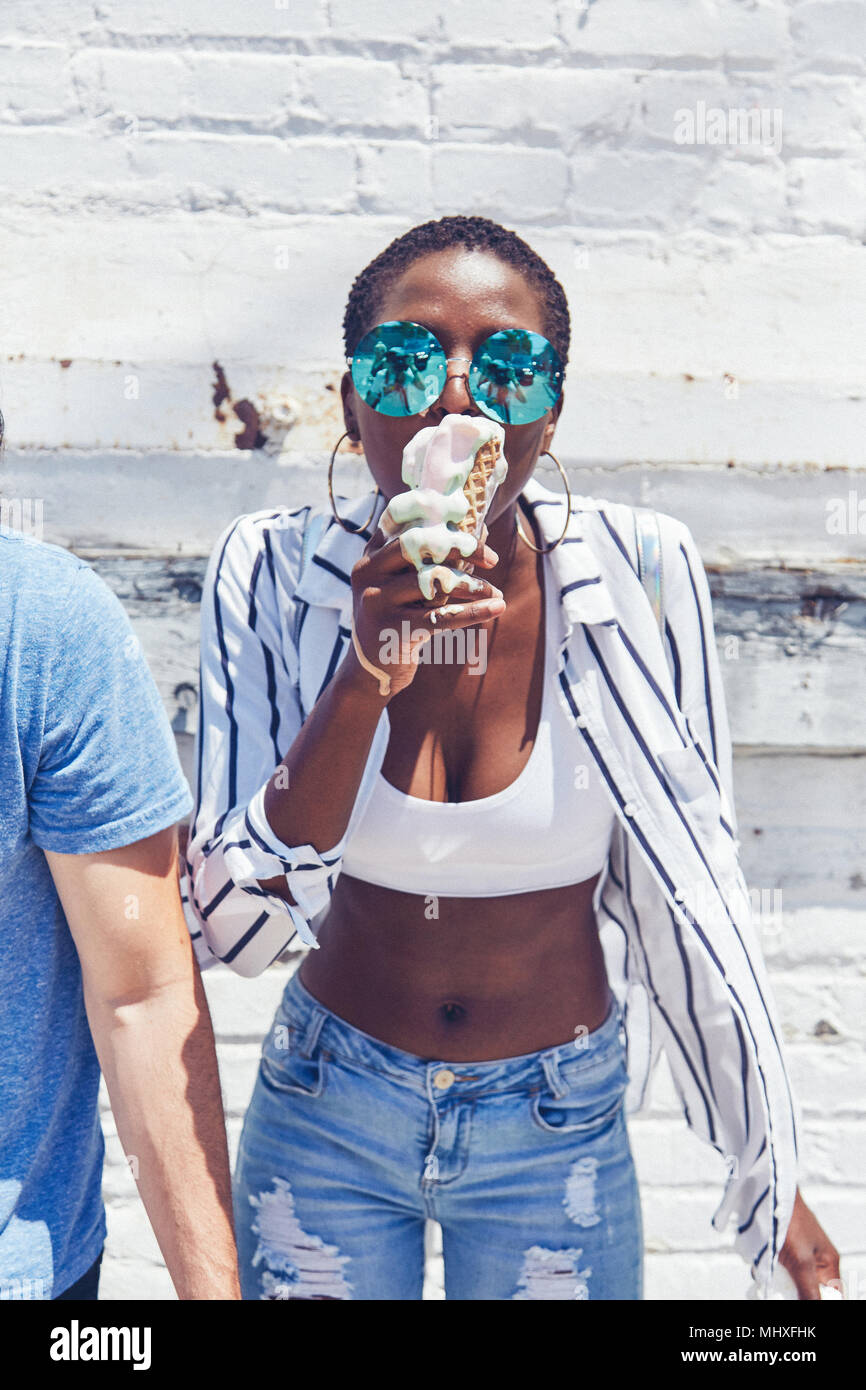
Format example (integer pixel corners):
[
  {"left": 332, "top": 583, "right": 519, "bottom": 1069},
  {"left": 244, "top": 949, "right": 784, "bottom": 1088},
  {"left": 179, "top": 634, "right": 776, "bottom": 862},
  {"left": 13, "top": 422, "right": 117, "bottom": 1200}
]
[{"left": 0, "top": 444, "right": 240, "bottom": 1299}]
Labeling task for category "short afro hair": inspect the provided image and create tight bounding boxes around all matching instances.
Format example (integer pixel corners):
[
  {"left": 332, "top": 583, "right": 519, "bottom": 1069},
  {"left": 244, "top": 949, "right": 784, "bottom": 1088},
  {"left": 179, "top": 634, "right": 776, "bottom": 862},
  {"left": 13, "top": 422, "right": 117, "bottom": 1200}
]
[{"left": 342, "top": 215, "right": 570, "bottom": 374}]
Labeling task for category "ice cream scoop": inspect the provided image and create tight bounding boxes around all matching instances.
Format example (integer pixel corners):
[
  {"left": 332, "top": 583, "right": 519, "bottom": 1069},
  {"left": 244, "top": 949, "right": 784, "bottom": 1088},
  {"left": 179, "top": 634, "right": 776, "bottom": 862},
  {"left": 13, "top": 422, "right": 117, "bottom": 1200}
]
[{"left": 380, "top": 414, "right": 507, "bottom": 601}]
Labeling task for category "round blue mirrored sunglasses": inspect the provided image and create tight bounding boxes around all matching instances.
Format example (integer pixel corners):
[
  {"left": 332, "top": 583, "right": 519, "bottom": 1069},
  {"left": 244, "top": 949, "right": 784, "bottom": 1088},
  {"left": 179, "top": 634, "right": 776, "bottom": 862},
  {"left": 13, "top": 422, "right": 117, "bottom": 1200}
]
[{"left": 347, "top": 320, "right": 563, "bottom": 426}]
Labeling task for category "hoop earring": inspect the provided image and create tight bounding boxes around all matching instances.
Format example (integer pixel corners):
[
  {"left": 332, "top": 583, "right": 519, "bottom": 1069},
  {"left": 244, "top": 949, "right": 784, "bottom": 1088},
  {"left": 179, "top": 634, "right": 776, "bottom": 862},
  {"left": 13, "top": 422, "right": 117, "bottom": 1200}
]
[
  {"left": 516, "top": 449, "right": 572, "bottom": 554},
  {"left": 328, "top": 432, "right": 381, "bottom": 533}
]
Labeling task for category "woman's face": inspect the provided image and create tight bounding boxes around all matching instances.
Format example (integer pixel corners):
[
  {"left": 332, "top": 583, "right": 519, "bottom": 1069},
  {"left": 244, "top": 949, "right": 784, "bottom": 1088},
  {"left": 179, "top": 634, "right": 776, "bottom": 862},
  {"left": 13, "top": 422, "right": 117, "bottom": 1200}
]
[{"left": 340, "top": 247, "right": 565, "bottom": 526}]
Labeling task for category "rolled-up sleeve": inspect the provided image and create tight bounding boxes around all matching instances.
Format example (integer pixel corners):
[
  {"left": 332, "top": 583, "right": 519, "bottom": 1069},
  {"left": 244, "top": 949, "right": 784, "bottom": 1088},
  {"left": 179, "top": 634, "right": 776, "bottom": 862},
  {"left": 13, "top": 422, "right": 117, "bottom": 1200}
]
[{"left": 184, "top": 511, "right": 344, "bottom": 977}]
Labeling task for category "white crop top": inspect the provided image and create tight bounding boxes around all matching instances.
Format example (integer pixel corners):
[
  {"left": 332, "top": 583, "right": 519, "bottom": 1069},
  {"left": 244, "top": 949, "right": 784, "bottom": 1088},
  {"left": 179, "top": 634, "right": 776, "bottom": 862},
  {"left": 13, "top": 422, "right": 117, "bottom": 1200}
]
[{"left": 341, "top": 552, "right": 616, "bottom": 896}]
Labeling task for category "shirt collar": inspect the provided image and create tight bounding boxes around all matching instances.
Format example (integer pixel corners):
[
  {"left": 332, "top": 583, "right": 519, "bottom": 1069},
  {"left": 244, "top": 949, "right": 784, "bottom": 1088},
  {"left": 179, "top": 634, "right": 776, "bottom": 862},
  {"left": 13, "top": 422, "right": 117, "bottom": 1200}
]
[{"left": 293, "top": 475, "right": 617, "bottom": 630}]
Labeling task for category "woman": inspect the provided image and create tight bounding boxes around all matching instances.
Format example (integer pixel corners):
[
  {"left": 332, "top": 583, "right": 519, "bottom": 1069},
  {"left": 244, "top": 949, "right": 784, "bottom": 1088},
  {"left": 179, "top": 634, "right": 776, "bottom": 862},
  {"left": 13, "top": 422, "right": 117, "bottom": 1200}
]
[{"left": 186, "top": 215, "right": 838, "bottom": 1300}]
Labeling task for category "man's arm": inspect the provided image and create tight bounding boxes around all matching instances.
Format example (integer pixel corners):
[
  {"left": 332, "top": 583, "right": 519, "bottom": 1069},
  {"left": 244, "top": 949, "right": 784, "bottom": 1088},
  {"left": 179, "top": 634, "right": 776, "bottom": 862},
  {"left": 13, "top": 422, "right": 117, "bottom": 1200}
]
[{"left": 45, "top": 825, "right": 240, "bottom": 1301}]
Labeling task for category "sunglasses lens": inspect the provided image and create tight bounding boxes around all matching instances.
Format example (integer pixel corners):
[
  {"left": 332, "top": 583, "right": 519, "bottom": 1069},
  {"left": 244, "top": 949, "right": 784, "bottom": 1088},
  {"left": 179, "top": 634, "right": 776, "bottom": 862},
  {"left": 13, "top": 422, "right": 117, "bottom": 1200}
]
[
  {"left": 350, "top": 321, "right": 446, "bottom": 417},
  {"left": 469, "top": 329, "right": 563, "bottom": 425}
]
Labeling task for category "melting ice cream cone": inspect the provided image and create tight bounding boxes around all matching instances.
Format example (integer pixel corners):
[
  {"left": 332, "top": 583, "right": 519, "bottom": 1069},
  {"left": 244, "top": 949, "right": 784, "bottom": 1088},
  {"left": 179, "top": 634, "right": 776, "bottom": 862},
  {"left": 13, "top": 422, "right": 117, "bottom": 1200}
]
[{"left": 380, "top": 415, "right": 508, "bottom": 601}]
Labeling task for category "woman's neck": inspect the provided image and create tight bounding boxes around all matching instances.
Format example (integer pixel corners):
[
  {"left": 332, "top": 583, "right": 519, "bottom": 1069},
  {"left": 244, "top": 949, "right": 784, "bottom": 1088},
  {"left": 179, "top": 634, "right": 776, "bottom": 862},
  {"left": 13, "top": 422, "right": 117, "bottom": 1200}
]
[{"left": 484, "top": 501, "right": 538, "bottom": 598}]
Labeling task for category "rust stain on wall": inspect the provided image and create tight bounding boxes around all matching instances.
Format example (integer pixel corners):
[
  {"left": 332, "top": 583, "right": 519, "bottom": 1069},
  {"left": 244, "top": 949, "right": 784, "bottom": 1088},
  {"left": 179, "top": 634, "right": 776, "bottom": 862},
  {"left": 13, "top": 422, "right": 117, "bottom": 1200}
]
[{"left": 211, "top": 360, "right": 267, "bottom": 450}]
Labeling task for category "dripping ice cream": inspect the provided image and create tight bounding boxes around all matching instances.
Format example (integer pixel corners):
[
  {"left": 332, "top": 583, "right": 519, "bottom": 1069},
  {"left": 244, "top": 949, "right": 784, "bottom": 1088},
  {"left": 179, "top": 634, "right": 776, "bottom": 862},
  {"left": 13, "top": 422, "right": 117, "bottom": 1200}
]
[{"left": 380, "top": 414, "right": 508, "bottom": 602}]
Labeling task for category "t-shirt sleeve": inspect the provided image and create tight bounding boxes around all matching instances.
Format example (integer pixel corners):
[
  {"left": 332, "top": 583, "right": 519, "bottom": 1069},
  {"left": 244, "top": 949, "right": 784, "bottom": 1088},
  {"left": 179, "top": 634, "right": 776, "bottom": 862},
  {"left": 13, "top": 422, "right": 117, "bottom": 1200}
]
[{"left": 28, "top": 561, "right": 193, "bottom": 854}]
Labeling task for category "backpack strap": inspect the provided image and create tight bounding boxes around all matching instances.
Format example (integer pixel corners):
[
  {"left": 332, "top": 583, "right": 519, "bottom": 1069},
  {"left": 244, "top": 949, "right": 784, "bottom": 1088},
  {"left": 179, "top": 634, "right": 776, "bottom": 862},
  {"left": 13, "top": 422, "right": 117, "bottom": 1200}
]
[
  {"left": 291, "top": 508, "right": 330, "bottom": 648},
  {"left": 633, "top": 506, "right": 664, "bottom": 635}
]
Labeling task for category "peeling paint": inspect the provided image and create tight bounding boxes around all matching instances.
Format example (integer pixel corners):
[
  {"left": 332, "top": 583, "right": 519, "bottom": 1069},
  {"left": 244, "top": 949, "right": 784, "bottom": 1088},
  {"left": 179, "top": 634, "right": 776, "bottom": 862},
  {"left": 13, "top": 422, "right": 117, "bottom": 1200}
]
[
  {"left": 563, "top": 1156, "right": 602, "bottom": 1228},
  {"left": 249, "top": 1177, "right": 352, "bottom": 1300},
  {"left": 212, "top": 360, "right": 230, "bottom": 415},
  {"left": 512, "top": 1245, "right": 592, "bottom": 1300},
  {"left": 232, "top": 397, "right": 266, "bottom": 451},
  {"left": 210, "top": 359, "right": 295, "bottom": 452}
]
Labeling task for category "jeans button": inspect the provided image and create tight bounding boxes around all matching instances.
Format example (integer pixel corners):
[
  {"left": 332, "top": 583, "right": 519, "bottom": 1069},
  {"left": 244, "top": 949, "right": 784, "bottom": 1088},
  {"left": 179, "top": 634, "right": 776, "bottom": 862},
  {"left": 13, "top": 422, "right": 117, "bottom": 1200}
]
[{"left": 433, "top": 1068, "right": 456, "bottom": 1090}]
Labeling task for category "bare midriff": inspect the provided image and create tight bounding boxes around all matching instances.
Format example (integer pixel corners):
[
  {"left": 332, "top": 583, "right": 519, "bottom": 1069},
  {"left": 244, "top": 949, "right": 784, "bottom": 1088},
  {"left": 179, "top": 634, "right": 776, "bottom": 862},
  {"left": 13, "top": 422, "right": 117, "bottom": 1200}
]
[{"left": 299, "top": 872, "right": 611, "bottom": 1061}]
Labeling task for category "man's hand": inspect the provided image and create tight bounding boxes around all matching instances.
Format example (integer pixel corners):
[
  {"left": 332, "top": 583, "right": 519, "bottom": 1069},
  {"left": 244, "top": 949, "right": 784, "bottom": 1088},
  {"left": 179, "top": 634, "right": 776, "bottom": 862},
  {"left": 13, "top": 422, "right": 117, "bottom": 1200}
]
[
  {"left": 779, "top": 1187, "right": 841, "bottom": 1299},
  {"left": 45, "top": 825, "right": 241, "bottom": 1300}
]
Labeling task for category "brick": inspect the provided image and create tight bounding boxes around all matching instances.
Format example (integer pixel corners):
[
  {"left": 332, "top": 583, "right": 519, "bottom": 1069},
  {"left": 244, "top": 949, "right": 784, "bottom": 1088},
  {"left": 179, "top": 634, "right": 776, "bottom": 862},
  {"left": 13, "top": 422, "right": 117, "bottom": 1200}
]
[
  {"left": 0, "top": 2, "right": 93, "bottom": 39},
  {"left": 691, "top": 155, "right": 787, "bottom": 233},
  {"left": 567, "top": 149, "right": 706, "bottom": 225},
  {"left": 780, "top": 76, "right": 866, "bottom": 150},
  {"left": 0, "top": 129, "right": 132, "bottom": 191},
  {"left": 799, "top": 1120, "right": 866, "bottom": 1185},
  {"left": 432, "top": 143, "right": 568, "bottom": 220},
  {"left": 328, "top": 0, "right": 442, "bottom": 42},
  {"left": 773, "top": 974, "right": 866, "bottom": 1043},
  {"left": 0, "top": 45, "right": 72, "bottom": 118},
  {"left": 433, "top": 65, "right": 637, "bottom": 141},
  {"left": 559, "top": 0, "right": 789, "bottom": 60},
  {"left": 295, "top": 58, "right": 428, "bottom": 132},
  {"left": 441, "top": 0, "right": 560, "bottom": 49},
  {"left": 791, "top": 2, "right": 866, "bottom": 63},
  {"left": 127, "top": 134, "right": 357, "bottom": 213},
  {"left": 357, "top": 141, "right": 433, "bottom": 213},
  {"left": 71, "top": 49, "right": 299, "bottom": 125},
  {"left": 637, "top": 72, "right": 781, "bottom": 146},
  {"left": 786, "top": 1043, "right": 866, "bottom": 1117},
  {"left": 787, "top": 156, "right": 866, "bottom": 232},
  {"left": 97, "top": 0, "right": 328, "bottom": 37}
]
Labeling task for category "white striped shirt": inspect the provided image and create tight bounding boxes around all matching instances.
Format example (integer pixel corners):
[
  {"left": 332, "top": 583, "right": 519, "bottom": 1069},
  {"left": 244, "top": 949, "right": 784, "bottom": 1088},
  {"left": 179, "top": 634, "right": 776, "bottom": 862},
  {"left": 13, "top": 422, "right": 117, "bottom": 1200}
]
[{"left": 184, "top": 475, "right": 800, "bottom": 1292}]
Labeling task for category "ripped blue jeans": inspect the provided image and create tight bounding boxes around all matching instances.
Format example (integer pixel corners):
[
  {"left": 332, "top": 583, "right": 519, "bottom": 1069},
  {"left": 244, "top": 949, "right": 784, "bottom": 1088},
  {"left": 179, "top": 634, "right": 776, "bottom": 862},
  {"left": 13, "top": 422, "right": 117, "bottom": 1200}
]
[{"left": 233, "top": 969, "right": 643, "bottom": 1301}]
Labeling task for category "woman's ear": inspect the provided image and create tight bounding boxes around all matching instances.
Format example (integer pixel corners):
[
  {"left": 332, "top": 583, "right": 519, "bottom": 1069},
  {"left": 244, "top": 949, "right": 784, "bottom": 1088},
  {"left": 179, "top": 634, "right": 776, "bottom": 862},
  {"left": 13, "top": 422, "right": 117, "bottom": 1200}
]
[
  {"left": 340, "top": 369, "right": 360, "bottom": 442},
  {"left": 541, "top": 391, "right": 564, "bottom": 452}
]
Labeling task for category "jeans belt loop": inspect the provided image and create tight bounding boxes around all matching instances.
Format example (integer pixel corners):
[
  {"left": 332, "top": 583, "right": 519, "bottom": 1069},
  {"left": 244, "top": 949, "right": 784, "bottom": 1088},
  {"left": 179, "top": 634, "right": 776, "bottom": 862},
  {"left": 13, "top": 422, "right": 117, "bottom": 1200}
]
[
  {"left": 299, "top": 1005, "right": 327, "bottom": 1059},
  {"left": 541, "top": 1051, "right": 569, "bottom": 1099}
]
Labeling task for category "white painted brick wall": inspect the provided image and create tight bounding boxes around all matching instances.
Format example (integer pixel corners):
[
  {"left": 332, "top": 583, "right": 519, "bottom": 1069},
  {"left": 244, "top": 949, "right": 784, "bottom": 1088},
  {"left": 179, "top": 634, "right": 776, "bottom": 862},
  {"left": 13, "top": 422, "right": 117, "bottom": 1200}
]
[{"left": 1, "top": 0, "right": 863, "bottom": 1301}]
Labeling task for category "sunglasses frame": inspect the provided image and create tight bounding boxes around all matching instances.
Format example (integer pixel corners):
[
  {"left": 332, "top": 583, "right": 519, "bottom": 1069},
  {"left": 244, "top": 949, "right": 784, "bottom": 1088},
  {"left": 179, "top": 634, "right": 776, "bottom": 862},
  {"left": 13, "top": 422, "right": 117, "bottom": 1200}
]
[{"left": 346, "top": 319, "right": 563, "bottom": 426}]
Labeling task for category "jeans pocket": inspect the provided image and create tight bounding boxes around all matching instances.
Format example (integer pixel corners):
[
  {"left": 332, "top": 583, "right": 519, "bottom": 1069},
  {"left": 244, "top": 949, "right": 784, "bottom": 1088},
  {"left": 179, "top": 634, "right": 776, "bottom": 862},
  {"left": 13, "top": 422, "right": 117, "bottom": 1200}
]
[
  {"left": 260, "top": 1028, "right": 327, "bottom": 1099},
  {"left": 530, "top": 1058, "right": 628, "bottom": 1137}
]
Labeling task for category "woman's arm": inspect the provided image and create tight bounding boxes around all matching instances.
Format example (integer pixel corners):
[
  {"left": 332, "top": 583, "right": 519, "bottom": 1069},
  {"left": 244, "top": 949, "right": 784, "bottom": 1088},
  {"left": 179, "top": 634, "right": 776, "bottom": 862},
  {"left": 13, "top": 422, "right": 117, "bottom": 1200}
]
[{"left": 186, "top": 508, "right": 503, "bottom": 976}]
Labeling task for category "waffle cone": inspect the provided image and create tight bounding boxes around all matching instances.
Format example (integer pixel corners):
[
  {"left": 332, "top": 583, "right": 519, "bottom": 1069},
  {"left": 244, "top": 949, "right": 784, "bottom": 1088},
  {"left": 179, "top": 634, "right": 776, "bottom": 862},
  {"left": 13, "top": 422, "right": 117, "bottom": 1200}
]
[{"left": 459, "top": 435, "right": 501, "bottom": 538}]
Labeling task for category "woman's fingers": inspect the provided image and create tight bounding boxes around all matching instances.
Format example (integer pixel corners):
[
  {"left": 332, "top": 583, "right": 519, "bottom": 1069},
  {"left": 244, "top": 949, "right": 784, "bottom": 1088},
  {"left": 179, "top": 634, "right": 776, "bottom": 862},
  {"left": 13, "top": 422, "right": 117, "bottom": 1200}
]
[
  {"left": 400, "top": 595, "right": 506, "bottom": 631},
  {"left": 384, "top": 569, "right": 503, "bottom": 608},
  {"left": 365, "top": 527, "right": 499, "bottom": 575}
]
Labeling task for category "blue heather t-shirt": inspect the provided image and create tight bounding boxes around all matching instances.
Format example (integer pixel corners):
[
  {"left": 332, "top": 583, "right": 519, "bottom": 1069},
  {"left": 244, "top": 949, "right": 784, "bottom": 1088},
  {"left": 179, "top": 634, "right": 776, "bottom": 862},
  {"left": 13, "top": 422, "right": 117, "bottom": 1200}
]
[{"left": 0, "top": 531, "right": 193, "bottom": 1299}]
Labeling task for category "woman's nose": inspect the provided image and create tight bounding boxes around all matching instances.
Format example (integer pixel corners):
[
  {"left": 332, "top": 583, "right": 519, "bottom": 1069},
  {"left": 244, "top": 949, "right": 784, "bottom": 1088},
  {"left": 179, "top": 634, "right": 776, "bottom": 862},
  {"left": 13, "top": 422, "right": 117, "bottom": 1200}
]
[{"left": 436, "top": 358, "right": 474, "bottom": 415}]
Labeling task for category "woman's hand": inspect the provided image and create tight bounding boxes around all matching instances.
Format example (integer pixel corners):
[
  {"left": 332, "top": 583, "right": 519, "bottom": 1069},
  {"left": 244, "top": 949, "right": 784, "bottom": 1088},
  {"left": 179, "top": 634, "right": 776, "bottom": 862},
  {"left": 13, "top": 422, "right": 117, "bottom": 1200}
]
[
  {"left": 349, "top": 522, "right": 505, "bottom": 699},
  {"left": 778, "top": 1188, "right": 841, "bottom": 1299}
]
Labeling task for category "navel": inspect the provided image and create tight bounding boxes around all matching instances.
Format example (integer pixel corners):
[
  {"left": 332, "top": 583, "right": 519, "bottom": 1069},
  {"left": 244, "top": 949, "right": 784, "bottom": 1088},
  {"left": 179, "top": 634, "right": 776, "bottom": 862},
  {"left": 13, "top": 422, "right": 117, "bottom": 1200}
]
[{"left": 439, "top": 1000, "right": 467, "bottom": 1024}]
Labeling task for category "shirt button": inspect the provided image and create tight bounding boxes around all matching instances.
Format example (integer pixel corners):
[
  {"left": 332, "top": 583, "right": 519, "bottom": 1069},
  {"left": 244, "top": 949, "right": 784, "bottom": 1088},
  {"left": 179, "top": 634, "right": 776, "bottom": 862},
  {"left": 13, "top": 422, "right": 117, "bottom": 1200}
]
[
  {"left": 433, "top": 1068, "right": 456, "bottom": 1090},
  {"left": 623, "top": 801, "right": 638, "bottom": 817},
  {"left": 674, "top": 888, "right": 685, "bottom": 902},
  {"left": 575, "top": 714, "right": 589, "bottom": 727}
]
